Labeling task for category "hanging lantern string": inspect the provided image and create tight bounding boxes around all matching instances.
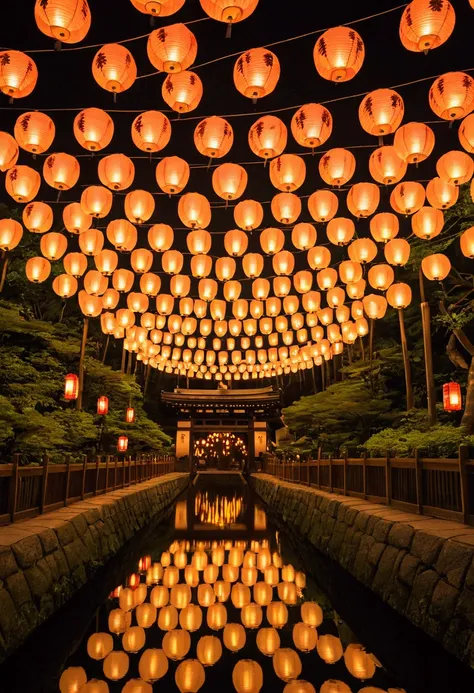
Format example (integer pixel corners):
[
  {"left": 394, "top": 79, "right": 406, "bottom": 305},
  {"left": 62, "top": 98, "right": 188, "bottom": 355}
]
[
  {"left": 136, "top": 2, "right": 410, "bottom": 79},
  {"left": 0, "top": 17, "right": 210, "bottom": 54}
]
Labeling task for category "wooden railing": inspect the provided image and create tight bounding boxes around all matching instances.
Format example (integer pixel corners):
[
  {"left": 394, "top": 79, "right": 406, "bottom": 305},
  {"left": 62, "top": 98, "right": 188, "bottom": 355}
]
[
  {"left": 0, "top": 453, "right": 183, "bottom": 526},
  {"left": 264, "top": 446, "right": 474, "bottom": 526}
]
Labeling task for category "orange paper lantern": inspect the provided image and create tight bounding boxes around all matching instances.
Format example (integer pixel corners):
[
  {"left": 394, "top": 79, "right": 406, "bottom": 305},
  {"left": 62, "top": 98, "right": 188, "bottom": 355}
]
[
  {"left": 162, "top": 71, "right": 203, "bottom": 113},
  {"left": 359, "top": 89, "right": 404, "bottom": 136},
  {"left": 429, "top": 72, "right": 474, "bottom": 121},
  {"left": 92, "top": 44, "right": 137, "bottom": 94},
  {"left": 0, "top": 51, "right": 38, "bottom": 99},
  {"left": 291, "top": 103, "right": 332, "bottom": 148},
  {"left": 131, "top": 111, "right": 171, "bottom": 153},
  {"left": 34, "top": 0, "right": 91, "bottom": 43},
  {"left": 74, "top": 108, "right": 113, "bottom": 152},
  {"left": 156, "top": 156, "right": 190, "bottom": 194},
  {"left": 15, "top": 111, "right": 55, "bottom": 154},
  {"left": 399, "top": 0, "right": 455, "bottom": 53},
  {"left": 313, "top": 26, "right": 364, "bottom": 82},
  {"left": 234, "top": 48, "right": 280, "bottom": 101},
  {"left": 248, "top": 115, "right": 287, "bottom": 159},
  {"left": 147, "top": 24, "right": 197, "bottom": 73}
]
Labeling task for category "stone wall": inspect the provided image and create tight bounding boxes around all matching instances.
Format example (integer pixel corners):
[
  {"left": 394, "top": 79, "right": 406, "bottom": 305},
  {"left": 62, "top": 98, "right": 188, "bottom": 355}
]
[
  {"left": 250, "top": 473, "right": 474, "bottom": 667},
  {"left": 0, "top": 473, "right": 188, "bottom": 662}
]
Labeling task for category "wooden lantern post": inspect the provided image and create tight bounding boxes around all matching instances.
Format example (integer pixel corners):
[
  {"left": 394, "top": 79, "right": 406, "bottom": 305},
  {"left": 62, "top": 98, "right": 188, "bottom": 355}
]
[
  {"left": 76, "top": 317, "right": 89, "bottom": 411},
  {"left": 419, "top": 268, "right": 436, "bottom": 426}
]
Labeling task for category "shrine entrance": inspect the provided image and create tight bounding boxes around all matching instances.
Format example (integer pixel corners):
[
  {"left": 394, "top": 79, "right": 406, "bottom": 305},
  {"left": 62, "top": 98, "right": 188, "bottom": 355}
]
[{"left": 161, "top": 386, "right": 282, "bottom": 472}]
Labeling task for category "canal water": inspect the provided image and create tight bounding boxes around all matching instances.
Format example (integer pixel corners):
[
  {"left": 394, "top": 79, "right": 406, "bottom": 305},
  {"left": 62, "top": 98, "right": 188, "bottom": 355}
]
[{"left": 3, "top": 476, "right": 473, "bottom": 693}]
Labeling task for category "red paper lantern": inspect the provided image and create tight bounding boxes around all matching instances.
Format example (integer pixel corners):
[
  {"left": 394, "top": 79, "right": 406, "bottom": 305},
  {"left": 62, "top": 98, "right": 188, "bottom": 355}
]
[
  {"left": 118, "top": 435, "right": 129, "bottom": 452},
  {"left": 64, "top": 374, "right": 79, "bottom": 400},
  {"left": 443, "top": 382, "right": 462, "bottom": 412},
  {"left": 126, "top": 407, "right": 135, "bottom": 423},
  {"left": 128, "top": 573, "right": 140, "bottom": 589},
  {"left": 97, "top": 396, "right": 109, "bottom": 415},
  {"left": 138, "top": 555, "right": 152, "bottom": 572}
]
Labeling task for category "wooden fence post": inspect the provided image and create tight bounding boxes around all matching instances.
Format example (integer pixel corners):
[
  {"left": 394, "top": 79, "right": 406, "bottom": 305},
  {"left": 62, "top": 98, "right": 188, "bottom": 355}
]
[
  {"left": 459, "top": 444, "right": 470, "bottom": 524},
  {"left": 414, "top": 448, "right": 423, "bottom": 515},
  {"left": 317, "top": 448, "right": 321, "bottom": 489},
  {"left": 343, "top": 450, "right": 348, "bottom": 496},
  {"left": 81, "top": 455, "right": 87, "bottom": 499},
  {"left": 362, "top": 450, "right": 367, "bottom": 500},
  {"left": 8, "top": 454, "right": 20, "bottom": 523},
  {"left": 94, "top": 458, "right": 100, "bottom": 495},
  {"left": 105, "top": 456, "right": 110, "bottom": 492},
  {"left": 114, "top": 457, "right": 118, "bottom": 490},
  {"left": 64, "top": 454, "right": 71, "bottom": 507},
  {"left": 40, "top": 454, "right": 49, "bottom": 514},
  {"left": 329, "top": 454, "right": 333, "bottom": 492},
  {"left": 385, "top": 450, "right": 392, "bottom": 506}
]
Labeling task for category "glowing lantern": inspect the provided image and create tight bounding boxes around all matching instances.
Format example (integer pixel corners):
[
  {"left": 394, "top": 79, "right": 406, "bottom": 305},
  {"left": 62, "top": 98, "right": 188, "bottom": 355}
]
[
  {"left": 255, "top": 627, "right": 279, "bottom": 656},
  {"left": 308, "top": 246, "right": 331, "bottom": 270},
  {"left": 79, "top": 290, "right": 102, "bottom": 317},
  {"left": 73, "top": 108, "right": 113, "bottom": 152},
  {"left": 170, "top": 584, "right": 192, "bottom": 610},
  {"left": 326, "top": 217, "right": 354, "bottom": 246},
  {"left": 200, "top": 0, "right": 259, "bottom": 32},
  {"left": 175, "top": 659, "right": 205, "bottom": 693},
  {"left": 359, "top": 89, "right": 404, "bottom": 136},
  {"left": 348, "top": 238, "right": 377, "bottom": 264},
  {"left": 108, "top": 609, "right": 131, "bottom": 635},
  {"left": 278, "top": 581, "right": 297, "bottom": 604},
  {"left": 59, "top": 668, "right": 87, "bottom": 693},
  {"left": 197, "top": 636, "right": 222, "bottom": 667},
  {"left": 162, "top": 71, "right": 203, "bottom": 113},
  {"left": 34, "top": 0, "right": 91, "bottom": 43},
  {"left": 125, "top": 190, "right": 155, "bottom": 224},
  {"left": 234, "top": 48, "right": 280, "bottom": 101},
  {"left": 93, "top": 44, "right": 136, "bottom": 94},
  {"left": 384, "top": 238, "right": 410, "bottom": 266},
  {"left": 5, "top": 165, "right": 41, "bottom": 203},
  {"left": 187, "top": 229, "right": 212, "bottom": 256},
  {"left": 347, "top": 182, "right": 380, "bottom": 218},
  {"left": 461, "top": 226, "right": 474, "bottom": 258},
  {"left": 179, "top": 192, "right": 211, "bottom": 228},
  {"left": 121, "top": 682, "right": 152, "bottom": 693},
  {"left": 207, "top": 602, "right": 227, "bottom": 630},
  {"left": 429, "top": 72, "right": 474, "bottom": 121},
  {"left": 156, "top": 156, "right": 190, "bottom": 195},
  {"left": 162, "top": 250, "right": 183, "bottom": 275},
  {"left": 344, "top": 644, "right": 376, "bottom": 680},
  {"left": 150, "top": 584, "right": 168, "bottom": 608},
  {"left": 386, "top": 282, "right": 412, "bottom": 309},
  {"left": 294, "top": 271, "right": 313, "bottom": 294},
  {"left": 213, "top": 163, "right": 248, "bottom": 200},
  {"left": 362, "top": 294, "right": 388, "bottom": 320},
  {"left": 242, "top": 253, "right": 264, "bottom": 278},
  {"left": 62, "top": 203, "right": 92, "bottom": 235},
  {"left": 136, "top": 603, "right": 156, "bottom": 629},
  {"left": 394, "top": 121, "right": 435, "bottom": 163},
  {"left": 421, "top": 253, "right": 451, "bottom": 280},
  {"left": 148, "top": 224, "right": 174, "bottom": 252},
  {"left": 317, "top": 634, "right": 344, "bottom": 663},
  {"left": 130, "top": 0, "right": 185, "bottom": 16},
  {"left": 301, "top": 601, "right": 323, "bottom": 627},
  {"left": 25, "top": 257, "right": 51, "bottom": 284},
  {"left": 147, "top": 24, "right": 197, "bottom": 73},
  {"left": 233, "top": 200, "right": 262, "bottom": 232},
  {"left": 107, "top": 220, "right": 136, "bottom": 252},
  {"left": 369, "top": 146, "right": 407, "bottom": 185},
  {"left": 369, "top": 212, "right": 399, "bottom": 243},
  {"left": 131, "top": 111, "right": 171, "bottom": 154},
  {"left": 225, "top": 229, "right": 248, "bottom": 256},
  {"left": 320, "top": 682, "right": 349, "bottom": 693},
  {"left": 190, "top": 255, "right": 212, "bottom": 279},
  {"left": 99, "top": 154, "right": 135, "bottom": 191},
  {"left": 271, "top": 193, "right": 301, "bottom": 224},
  {"left": 162, "top": 629, "right": 191, "bottom": 661},
  {"left": 216, "top": 257, "right": 236, "bottom": 281},
  {"left": 88, "top": 633, "right": 114, "bottom": 661},
  {"left": 269, "top": 154, "right": 305, "bottom": 192},
  {"left": 131, "top": 249, "right": 153, "bottom": 274},
  {"left": 399, "top": 0, "right": 455, "bottom": 53},
  {"left": 81, "top": 186, "right": 113, "bottom": 218},
  {"left": 460, "top": 113, "right": 474, "bottom": 154},
  {"left": 116, "top": 308, "right": 136, "bottom": 329},
  {"left": 426, "top": 177, "right": 458, "bottom": 210},
  {"left": 43, "top": 153, "right": 79, "bottom": 191},
  {"left": 194, "top": 116, "right": 233, "bottom": 158},
  {"left": 289, "top": 223, "right": 315, "bottom": 252},
  {"left": 64, "top": 374, "right": 79, "bottom": 400},
  {"left": 284, "top": 683, "right": 316, "bottom": 693},
  {"left": 223, "top": 623, "right": 246, "bottom": 652},
  {"left": 273, "top": 648, "right": 302, "bottom": 682},
  {"left": 258, "top": 227, "right": 283, "bottom": 256},
  {"left": 103, "top": 651, "right": 129, "bottom": 681},
  {"left": 14, "top": 111, "right": 55, "bottom": 155},
  {"left": 267, "top": 601, "right": 288, "bottom": 629},
  {"left": 40, "top": 232, "right": 68, "bottom": 261},
  {"left": 123, "top": 626, "right": 146, "bottom": 654},
  {"left": 103, "top": 289, "right": 120, "bottom": 310},
  {"left": 138, "top": 649, "right": 169, "bottom": 683},
  {"left": 313, "top": 26, "right": 364, "bottom": 82},
  {"left": 64, "top": 252, "right": 87, "bottom": 278},
  {"left": 367, "top": 264, "right": 394, "bottom": 291},
  {"left": 232, "top": 660, "right": 263, "bottom": 693},
  {"left": 53, "top": 274, "right": 78, "bottom": 299},
  {"left": 180, "top": 604, "right": 202, "bottom": 632},
  {"left": 292, "top": 104, "right": 333, "bottom": 150},
  {"left": 248, "top": 115, "right": 287, "bottom": 159},
  {"left": 158, "top": 605, "right": 179, "bottom": 630},
  {"left": 171, "top": 274, "right": 191, "bottom": 297},
  {"left": 437, "top": 150, "right": 474, "bottom": 185},
  {"left": 443, "top": 381, "right": 462, "bottom": 411},
  {"left": 0, "top": 51, "right": 38, "bottom": 99},
  {"left": 252, "top": 585, "right": 271, "bottom": 609},
  {"left": 0, "top": 131, "right": 19, "bottom": 171},
  {"left": 390, "top": 181, "right": 425, "bottom": 215},
  {"left": 319, "top": 148, "right": 355, "bottom": 187},
  {"left": 411, "top": 206, "right": 444, "bottom": 240},
  {"left": 272, "top": 251, "right": 295, "bottom": 276},
  {"left": 0, "top": 219, "right": 22, "bottom": 251}
]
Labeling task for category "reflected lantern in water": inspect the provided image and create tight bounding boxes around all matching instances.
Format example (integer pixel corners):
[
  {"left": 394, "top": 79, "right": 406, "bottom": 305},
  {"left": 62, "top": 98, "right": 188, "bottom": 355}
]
[
  {"left": 232, "top": 660, "right": 263, "bottom": 693},
  {"left": 103, "top": 651, "right": 129, "bottom": 681},
  {"left": 175, "top": 659, "right": 206, "bottom": 693},
  {"left": 59, "top": 667, "right": 87, "bottom": 693},
  {"left": 317, "top": 634, "right": 344, "bottom": 664},
  {"left": 223, "top": 622, "right": 246, "bottom": 652},
  {"left": 273, "top": 647, "right": 302, "bottom": 682},
  {"left": 344, "top": 644, "right": 376, "bottom": 680},
  {"left": 138, "top": 649, "right": 169, "bottom": 683}
]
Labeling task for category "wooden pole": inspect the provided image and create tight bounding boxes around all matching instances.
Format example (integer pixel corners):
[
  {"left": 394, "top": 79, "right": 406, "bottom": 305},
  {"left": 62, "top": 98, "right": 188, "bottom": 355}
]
[
  {"left": 321, "top": 362, "right": 326, "bottom": 391},
  {"left": 419, "top": 269, "right": 437, "bottom": 426},
  {"left": 0, "top": 252, "right": 9, "bottom": 293},
  {"left": 359, "top": 335, "right": 365, "bottom": 361},
  {"left": 398, "top": 308, "right": 414, "bottom": 410},
  {"left": 101, "top": 335, "right": 110, "bottom": 364},
  {"left": 121, "top": 341, "right": 127, "bottom": 373},
  {"left": 311, "top": 363, "right": 317, "bottom": 394},
  {"left": 144, "top": 365, "right": 151, "bottom": 397},
  {"left": 77, "top": 317, "right": 89, "bottom": 411},
  {"left": 369, "top": 318, "right": 375, "bottom": 362},
  {"left": 126, "top": 350, "right": 133, "bottom": 375}
]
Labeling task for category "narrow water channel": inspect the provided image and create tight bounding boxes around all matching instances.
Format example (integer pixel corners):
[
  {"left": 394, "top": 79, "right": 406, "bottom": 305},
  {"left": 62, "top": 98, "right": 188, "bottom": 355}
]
[{"left": 3, "top": 475, "right": 473, "bottom": 693}]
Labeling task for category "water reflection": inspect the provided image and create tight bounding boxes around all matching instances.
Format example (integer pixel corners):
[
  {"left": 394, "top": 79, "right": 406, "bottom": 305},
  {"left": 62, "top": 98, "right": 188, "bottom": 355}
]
[{"left": 58, "top": 495, "right": 406, "bottom": 693}]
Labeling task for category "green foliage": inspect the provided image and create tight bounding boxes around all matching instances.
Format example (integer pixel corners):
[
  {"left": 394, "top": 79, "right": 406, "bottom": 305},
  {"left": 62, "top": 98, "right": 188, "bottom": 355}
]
[{"left": 0, "top": 302, "right": 171, "bottom": 464}]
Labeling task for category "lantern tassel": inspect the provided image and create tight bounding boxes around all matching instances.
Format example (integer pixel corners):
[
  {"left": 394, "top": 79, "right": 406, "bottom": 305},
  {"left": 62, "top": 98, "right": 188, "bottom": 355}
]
[
  {"left": 150, "top": 15, "right": 156, "bottom": 27},
  {"left": 449, "top": 120, "right": 454, "bottom": 130},
  {"left": 252, "top": 97, "right": 257, "bottom": 105},
  {"left": 378, "top": 135, "right": 384, "bottom": 146},
  {"left": 57, "top": 190, "right": 62, "bottom": 202},
  {"left": 113, "top": 92, "right": 117, "bottom": 104},
  {"left": 207, "top": 157, "right": 212, "bottom": 169},
  {"left": 226, "top": 23, "right": 232, "bottom": 38},
  {"left": 54, "top": 40, "right": 62, "bottom": 51}
]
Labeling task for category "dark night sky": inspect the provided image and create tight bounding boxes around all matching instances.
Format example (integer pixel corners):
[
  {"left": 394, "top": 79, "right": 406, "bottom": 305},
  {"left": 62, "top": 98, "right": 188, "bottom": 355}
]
[{"left": 0, "top": 0, "right": 472, "bottom": 309}]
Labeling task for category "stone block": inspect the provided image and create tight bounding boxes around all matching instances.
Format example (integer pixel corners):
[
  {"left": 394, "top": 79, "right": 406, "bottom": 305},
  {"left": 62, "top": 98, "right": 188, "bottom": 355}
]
[
  {"left": 425, "top": 580, "right": 460, "bottom": 641},
  {"left": 406, "top": 569, "right": 439, "bottom": 627},
  {"left": 0, "top": 547, "right": 18, "bottom": 581},
  {"left": 5, "top": 572, "right": 31, "bottom": 608},
  {"left": 24, "top": 559, "right": 53, "bottom": 603},
  {"left": 37, "top": 528, "right": 59, "bottom": 555},
  {"left": 398, "top": 554, "right": 421, "bottom": 588},
  {"left": 372, "top": 545, "right": 400, "bottom": 596},
  {"left": 0, "top": 589, "right": 17, "bottom": 638},
  {"left": 411, "top": 531, "right": 444, "bottom": 565},
  {"left": 70, "top": 514, "right": 88, "bottom": 537},
  {"left": 372, "top": 519, "right": 393, "bottom": 543},
  {"left": 387, "top": 524, "right": 414, "bottom": 550},
  {"left": 55, "top": 522, "right": 77, "bottom": 546},
  {"left": 436, "top": 540, "right": 474, "bottom": 590},
  {"left": 352, "top": 535, "right": 375, "bottom": 585},
  {"left": 11, "top": 535, "right": 42, "bottom": 569},
  {"left": 366, "top": 515, "right": 379, "bottom": 535},
  {"left": 345, "top": 508, "right": 358, "bottom": 526},
  {"left": 354, "top": 511, "right": 369, "bottom": 532},
  {"left": 44, "top": 552, "right": 60, "bottom": 581},
  {"left": 52, "top": 548, "right": 70, "bottom": 578}
]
